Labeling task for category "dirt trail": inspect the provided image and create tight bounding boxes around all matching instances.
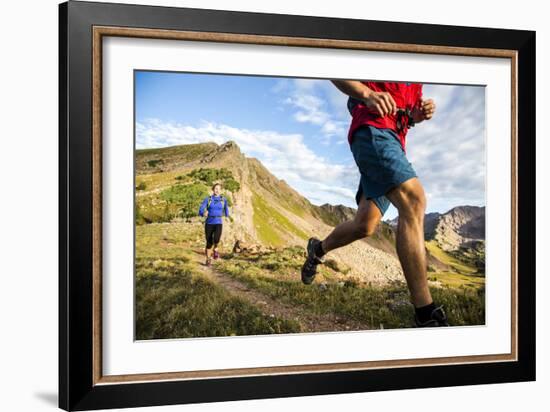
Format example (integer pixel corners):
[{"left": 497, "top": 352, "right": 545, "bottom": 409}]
[{"left": 190, "top": 253, "right": 372, "bottom": 333}]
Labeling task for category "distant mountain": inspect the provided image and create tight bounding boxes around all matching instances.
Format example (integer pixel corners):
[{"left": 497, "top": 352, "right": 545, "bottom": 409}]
[
  {"left": 387, "top": 206, "right": 485, "bottom": 251},
  {"left": 315, "top": 204, "right": 356, "bottom": 227},
  {"left": 430, "top": 206, "right": 484, "bottom": 248},
  {"left": 295, "top": 200, "right": 485, "bottom": 265}
]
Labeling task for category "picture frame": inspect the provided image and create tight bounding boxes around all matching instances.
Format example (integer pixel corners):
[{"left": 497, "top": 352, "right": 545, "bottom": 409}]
[{"left": 59, "top": 1, "right": 536, "bottom": 410}]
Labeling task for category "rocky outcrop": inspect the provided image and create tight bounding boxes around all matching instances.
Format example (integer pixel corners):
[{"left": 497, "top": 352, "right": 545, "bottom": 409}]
[
  {"left": 388, "top": 206, "right": 485, "bottom": 252},
  {"left": 429, "top": 206, "right": 485, "bottom": 251}
]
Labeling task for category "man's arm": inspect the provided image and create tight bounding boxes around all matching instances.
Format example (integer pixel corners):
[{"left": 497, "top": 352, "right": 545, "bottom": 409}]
[{"left": 330, "top": 80, "right": 397, "bottom": 117}]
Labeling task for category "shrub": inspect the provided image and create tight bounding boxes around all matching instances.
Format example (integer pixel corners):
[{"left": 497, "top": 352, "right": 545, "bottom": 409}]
[
  {"left": 223, "top": 178, "right": 240, "bottom": 192},
  {"left": 187, "top": 168, "right": 241, "bottom": 192},
  {"left": 147, "top": 159, "right": 163, "bottom": 168},
  {"left": 160, "top": 183, "right": 209, "bottom": 219}
]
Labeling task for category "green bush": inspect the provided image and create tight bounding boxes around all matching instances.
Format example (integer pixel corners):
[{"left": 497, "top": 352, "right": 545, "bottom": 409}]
[
  {"left": 160, "top": 183, "right": 209, "bottom": 219},
  {"left": 147, "top": 159, "right": 163, "bottom": 168},
  {"left": 223, "top": 178, "right": 240, "bottom": 192},
  {"left": 136, "top": 181, "right": 147, "bottom": 191},
  {"left": 187, "top": 168, "right": 241, "bottom": 192}
]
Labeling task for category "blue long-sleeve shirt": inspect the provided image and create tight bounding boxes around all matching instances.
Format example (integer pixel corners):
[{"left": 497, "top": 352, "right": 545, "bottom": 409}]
[{"left": 198, "top": 195, "right": 230, "bottom": 225}]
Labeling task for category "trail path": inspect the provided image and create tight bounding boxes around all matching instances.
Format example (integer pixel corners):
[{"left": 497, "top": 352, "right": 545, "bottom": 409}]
[{"left": 189, "top": 252, "right": 372, "bottom": 333}]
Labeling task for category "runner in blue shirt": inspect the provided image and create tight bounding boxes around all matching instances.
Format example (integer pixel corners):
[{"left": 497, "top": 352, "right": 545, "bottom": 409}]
[{"left": 198, "top": 183, "right": 230, "bottom": 266}]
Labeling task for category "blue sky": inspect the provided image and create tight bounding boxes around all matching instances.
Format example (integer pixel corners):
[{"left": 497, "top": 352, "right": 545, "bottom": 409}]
[{"left": 135, "top": 71, "right": 485, "bottom": 220}]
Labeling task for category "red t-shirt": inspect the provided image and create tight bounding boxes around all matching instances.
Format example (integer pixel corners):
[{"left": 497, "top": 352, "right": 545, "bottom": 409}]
[{"left": 347, "top": 82, "right": 423, "bottom": 150}]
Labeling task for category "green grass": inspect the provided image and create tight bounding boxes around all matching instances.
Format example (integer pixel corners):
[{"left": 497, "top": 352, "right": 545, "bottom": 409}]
[
  {"left": 135, "top": 257, "right": 301, "bottom": 339},
  {"left": 160, "top": 182, "right": 210, "bottom": 219},
  {"left": 427, "top": 271, "right": 485, "bottom": 289},
  {"left": 135, "top": 224, "right": 301, "bottom": 339},
  {"left": 425, "top": 241, "right": 485, "bottom": 289},
  {"left": 136, "top": 223, "right": 197, "bottom": 258},
  {"left": 252, "top": 192, "right": 308, "bottom": 246},
  {"left": 216, "top": 248, "right": 485, "bottom": 328},
  {"left": 426, "top": 240, "right": 478, "bottom": 275},
  {"left": 136, "top": 167, "right": 239, "bottom": 225}
]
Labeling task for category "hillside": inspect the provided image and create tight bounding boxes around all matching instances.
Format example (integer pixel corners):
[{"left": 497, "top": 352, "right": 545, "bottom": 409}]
[{"left": 136, "top": 141, "right": 406, "bottom": 285}]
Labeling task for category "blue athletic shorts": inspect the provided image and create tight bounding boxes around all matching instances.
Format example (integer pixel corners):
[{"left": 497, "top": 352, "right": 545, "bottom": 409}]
[{"left": 350, "top": 125, "right": 417, "bottom": 216}]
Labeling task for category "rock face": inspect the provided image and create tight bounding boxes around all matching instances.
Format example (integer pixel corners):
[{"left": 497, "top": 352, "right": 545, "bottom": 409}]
[
  {"left": 315, "top": 204, "right": 356, "bottom": 227},
  {"left": 427, "top": 206, "right": 485, "bottom": 251},
  {"left": 388, "top": 206, "right": 485, "bottom": 252}
]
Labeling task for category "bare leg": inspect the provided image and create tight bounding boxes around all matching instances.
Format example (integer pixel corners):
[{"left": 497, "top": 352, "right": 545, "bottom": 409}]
[
  {"left": 385, "top": 177, "right": 432, "bottom": 307},
  {"left": 322, "top": 196, "right": 382, "bottom": 253},
  {"left": 205, "top": 247, "right": 211, "bottom": 262}
]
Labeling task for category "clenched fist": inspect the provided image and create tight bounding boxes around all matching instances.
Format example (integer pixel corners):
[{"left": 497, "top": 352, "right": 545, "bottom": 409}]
[
  {"left": 412, "top": 98, "right": 436, "bottom": 123},
  {"left": 363, "top": 90, "right": 397, "bottom": 117}
]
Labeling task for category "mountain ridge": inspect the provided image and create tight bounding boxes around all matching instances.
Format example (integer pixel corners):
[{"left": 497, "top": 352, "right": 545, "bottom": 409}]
[
  {"left": 136, "top": 141, "right": 406, "bottom": 285},
  {"left": 135, "top": 140, "right": 485, "bottom": 284}
]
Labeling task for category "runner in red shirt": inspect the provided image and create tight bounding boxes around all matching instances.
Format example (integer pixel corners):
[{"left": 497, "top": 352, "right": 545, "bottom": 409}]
[
  {"left": 347, "top": 81, "right": 423, "bottom": 150},
  {"left": 301, "top": 80, "right": 449, "bottom": 327}
]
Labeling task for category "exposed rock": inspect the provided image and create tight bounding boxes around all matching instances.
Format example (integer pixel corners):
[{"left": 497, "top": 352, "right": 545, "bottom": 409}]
[{"left": 429, "top": 206, "right": 485, "bottom": 252}]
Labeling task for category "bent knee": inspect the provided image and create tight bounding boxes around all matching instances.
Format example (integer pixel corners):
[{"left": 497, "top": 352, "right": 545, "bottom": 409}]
[
  {"left": 353, "top": 221, "right": 378, "bottom": 238},
  {"left": 398, "top": 196, "right": 426, "bottom": 220},
  {"left": 394, "top": 187, "right": 426, "bottom": 216}
]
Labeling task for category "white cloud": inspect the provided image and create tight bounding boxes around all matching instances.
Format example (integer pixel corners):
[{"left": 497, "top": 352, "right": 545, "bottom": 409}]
[
  {"left": 274, "top": 78, "right": 349, "bottom": 143},
  {"left": 137, "top": 119, "right": 359, "bottom": 207},
  {"left": 406, "top": 84, "right": 486, "bottom": 207}
]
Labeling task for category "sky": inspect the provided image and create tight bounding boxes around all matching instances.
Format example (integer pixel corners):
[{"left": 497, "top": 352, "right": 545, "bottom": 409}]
[{"left": 135, "top": 71, "right": 486, "bottom": 220}]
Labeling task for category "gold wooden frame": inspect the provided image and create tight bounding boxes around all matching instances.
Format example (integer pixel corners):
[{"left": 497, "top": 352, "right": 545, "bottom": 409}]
[{"left": 91, "top": 26, "right": 518, "bottom": 386}]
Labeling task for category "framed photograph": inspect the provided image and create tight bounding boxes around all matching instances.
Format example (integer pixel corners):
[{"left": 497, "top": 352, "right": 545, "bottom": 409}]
[{"left": 59, "top": 1, "right": 535, "bottom": 410}]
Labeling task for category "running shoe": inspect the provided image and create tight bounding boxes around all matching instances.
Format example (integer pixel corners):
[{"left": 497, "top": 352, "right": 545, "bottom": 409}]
[
  {"left": 301, "top": 237, "right": 324, "bottom": 285},
  {"left": 414, "top": 305, "right": 450, "bottom": 327}
]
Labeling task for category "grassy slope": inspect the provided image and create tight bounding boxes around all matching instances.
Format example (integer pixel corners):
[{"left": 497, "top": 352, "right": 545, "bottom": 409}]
[
  {"left": 136, "top": 143, "right": 217, "bottom": 174},
  {"left": 425, "top": 240, "right": 484, "bottom": 289},
  {"left": 216, "top": 248, "right": 485, "bottom": 328},
  {"left": 248, "top": 158, "right": 314, "bottom": 218},
  {"left": 135, "top": 223, "right": 300, "bottom": 339},
  {"left": 251, "top": 192, "right": 308, "bottom": 247}
]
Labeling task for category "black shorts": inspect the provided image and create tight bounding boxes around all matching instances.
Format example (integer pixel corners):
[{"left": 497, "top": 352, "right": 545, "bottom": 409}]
[{"left": 205, "top": 223, "right": 223, "bottom": 248}]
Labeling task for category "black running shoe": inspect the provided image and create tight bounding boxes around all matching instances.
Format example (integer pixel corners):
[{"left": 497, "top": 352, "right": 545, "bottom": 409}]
[
  {"left": 301, "top": 238, "right": 324, "bottom": 285},
  {"left": 414, "top": 305, "right": 450, "bottom": 327}
]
